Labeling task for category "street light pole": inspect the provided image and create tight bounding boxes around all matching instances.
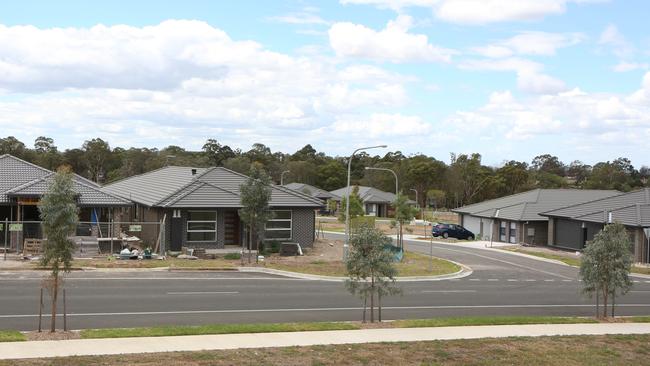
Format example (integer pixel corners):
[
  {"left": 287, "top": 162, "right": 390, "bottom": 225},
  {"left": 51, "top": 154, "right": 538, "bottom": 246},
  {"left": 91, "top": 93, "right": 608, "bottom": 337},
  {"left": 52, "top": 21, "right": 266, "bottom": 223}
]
[
  {"left": 344, "top": 145, "right": 387, "bottom": 260},
  {"left": 410, "top": 188, "right": 424, "bottom": 237},
  {"left": 280, "top": 170, "right": 290, "bottom": 186}
]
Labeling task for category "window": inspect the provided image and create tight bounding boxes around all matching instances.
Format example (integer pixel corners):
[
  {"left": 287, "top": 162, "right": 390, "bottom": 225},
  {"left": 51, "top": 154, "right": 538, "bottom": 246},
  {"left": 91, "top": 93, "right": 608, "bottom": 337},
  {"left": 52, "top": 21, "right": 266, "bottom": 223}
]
[
  {"left": 509, "top": 222, "right": 517, "bottom": 244},
  {"left": 187, "top": 211, "right": 217, "bottom": 242},
  {"left": 499, "top": 221, "right": 506, "bottom": 242},
  {"left": 265, "top": 210, "right": 292, "bottom": 240}
]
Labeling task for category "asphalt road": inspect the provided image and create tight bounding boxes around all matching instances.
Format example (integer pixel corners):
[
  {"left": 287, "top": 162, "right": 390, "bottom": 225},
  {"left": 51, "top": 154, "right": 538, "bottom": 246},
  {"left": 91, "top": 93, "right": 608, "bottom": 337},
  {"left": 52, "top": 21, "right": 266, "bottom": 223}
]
[{"left": 0, "top": 235, "right": 649, "bottom": 331}]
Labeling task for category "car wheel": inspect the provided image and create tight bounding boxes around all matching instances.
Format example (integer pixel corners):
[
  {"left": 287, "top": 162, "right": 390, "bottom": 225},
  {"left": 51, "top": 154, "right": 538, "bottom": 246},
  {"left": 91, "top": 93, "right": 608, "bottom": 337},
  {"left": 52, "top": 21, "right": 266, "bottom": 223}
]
[
  {"left": 442, "top": 232, "right": 449, "bottom": 239},
  {"left": 467, "top": 235, "right": 474, "bottom": 241}
]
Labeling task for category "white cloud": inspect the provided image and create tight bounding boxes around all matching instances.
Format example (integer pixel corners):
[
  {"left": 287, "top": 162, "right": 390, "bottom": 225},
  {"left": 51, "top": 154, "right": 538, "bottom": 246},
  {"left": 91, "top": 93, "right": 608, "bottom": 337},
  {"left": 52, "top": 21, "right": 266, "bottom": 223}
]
[
  {"left": 474, "top": 31, "right": 585, "bottom": 57},
  {"left": 599, "top": 24, "right": 633, "bottom": 58},
  {"left": 459, "top": 57, "right": 567, "bottom": 94},
  {"left": 0, "top": 20, "right": 417, "bottom": 152},
  {"left": 330, "top": 113, "right": 432, "bottom": 138},
  {"left": 445, "top": 72, "right": 650, "bottom": 141},
  {"left": 613, "top": 61, "right": 649, "bottom": 73},
  {"left": 328, "top": 15, "right": 456, "bottom": 63},
  {"left": 340, "top": 0, "right": 605, "bottom": 24}
]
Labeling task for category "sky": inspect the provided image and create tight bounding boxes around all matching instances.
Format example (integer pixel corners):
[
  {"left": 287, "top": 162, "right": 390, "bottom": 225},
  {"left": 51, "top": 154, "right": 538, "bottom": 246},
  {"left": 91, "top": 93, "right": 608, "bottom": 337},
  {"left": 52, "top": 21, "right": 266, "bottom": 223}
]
[{"left": 0, "top": 0, "right": 649, "bottom": 167}]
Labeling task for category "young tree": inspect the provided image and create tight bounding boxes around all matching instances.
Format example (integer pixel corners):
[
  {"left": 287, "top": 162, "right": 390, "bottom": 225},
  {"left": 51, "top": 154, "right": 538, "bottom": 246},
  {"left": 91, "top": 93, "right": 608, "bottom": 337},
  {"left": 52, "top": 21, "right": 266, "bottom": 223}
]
[
  {"left": 39, "top": 166, "right": 79, "bottom": 332},
  {"left": 580, "top": 223, "right": 633, "bottom": 318},
  {"left": 338, "top": 186, "right": 364, "bottom": 222},
  {"left": 238, "top": 164, "right": 273, "bottom": 263},
  {"left": 345, "top": 225, "right": 401, "bottom": 323},
  {"left": 393, "top": 193, "right": 418, "bottom": 251}
]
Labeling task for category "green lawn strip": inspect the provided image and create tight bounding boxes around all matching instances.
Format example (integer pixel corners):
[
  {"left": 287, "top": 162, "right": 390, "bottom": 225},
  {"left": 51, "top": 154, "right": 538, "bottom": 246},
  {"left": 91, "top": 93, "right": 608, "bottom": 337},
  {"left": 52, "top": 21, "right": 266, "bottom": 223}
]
[
  {"left": 265, "top": 251, "right": 459, "bottom": 277},
  {"left": 0, "top": 330, "right": 26, "bottom": 342},
  {"left": 394, "top": 316, "right": 599, "bottom": 328},
  {"left": 502, "top": 247, "right": 649, "bottom": 275},
  {"left": 80, "top": 322, "right": 359, "bottom": 339}
]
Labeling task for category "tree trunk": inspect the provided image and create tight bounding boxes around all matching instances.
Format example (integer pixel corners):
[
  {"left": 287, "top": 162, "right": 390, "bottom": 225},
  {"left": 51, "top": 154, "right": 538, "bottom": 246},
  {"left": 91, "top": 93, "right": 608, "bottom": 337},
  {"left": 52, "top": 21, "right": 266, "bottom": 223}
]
[
  {"left": 370, "top": 278, "right": 375, "bottom": 323},
  {"left": 50, "top": 274, "right": 58, "bottom": 333},
  {"left": 595, "top": 290, "right": 599, "bottom": 318},
  {"left": 378, "top": 292, "right": 382, "bottom": 322},
  {"left": 362, "top": 296, "right": 367, "bottom": 323},
  {"left": 602, "top": 287, "right": 608, "bottom": 319},
  {"left": 611, "top": 291, "right": 615, "bottom": 318}
]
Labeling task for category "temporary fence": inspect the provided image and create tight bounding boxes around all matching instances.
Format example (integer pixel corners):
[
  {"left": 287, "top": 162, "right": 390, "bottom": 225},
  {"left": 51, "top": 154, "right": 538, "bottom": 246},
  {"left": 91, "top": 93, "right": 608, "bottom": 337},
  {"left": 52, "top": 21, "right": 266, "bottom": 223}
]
[{"left": 0, "top": 219, "right": 166, "bottom": 257}]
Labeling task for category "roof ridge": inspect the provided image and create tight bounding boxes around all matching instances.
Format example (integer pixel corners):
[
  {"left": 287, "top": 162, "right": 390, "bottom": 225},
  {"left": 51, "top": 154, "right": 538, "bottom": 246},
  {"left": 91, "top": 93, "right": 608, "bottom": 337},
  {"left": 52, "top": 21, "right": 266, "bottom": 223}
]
[
  {"left": 103, "top": 165, "right": 205, "bottom": 187},
  {"left": 213, "top": 167, "right": 323, "bottom": 206},
  {"left": 0, "top": 154, "right": 52, "bottom": 175},
  {"left": 154, "top": 167, "right": 216, "bottom": 206},
  {"left": 162, "top": 181, "right": 205, "bottom": 207},
  {"left": 453, "top": 189, "right": 540, "bottom": 212},
  {"left": 5, "top": 172, "right": 54, "bottom": 194},
  {"left": 540, "top": 189, "right": 630, "bottom": 217}
]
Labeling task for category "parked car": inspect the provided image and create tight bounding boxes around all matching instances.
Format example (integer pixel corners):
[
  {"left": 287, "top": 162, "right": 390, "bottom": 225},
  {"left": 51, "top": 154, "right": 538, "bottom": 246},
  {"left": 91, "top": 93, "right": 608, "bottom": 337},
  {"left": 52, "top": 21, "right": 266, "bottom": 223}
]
[{"left": 432, "top": 223, "right": 475, "bottom": 240}]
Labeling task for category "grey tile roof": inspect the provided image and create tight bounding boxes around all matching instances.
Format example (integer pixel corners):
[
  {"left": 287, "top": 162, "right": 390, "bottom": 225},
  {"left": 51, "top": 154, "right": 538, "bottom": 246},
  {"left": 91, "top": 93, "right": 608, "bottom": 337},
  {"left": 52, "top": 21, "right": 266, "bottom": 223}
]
[
  {"left": 541, "top": 188, "right": 650, "bottom": 227},
  {"left": 330, "top": 186, "right": 416, "bottom": 204},
  {"left": 454, "top": 189, "right": 621, "bottom": 222},
  {"left": 284, "top": 183, "right": 339, "bottom": 200},
  {"left": 105, "top": 166, "right": 324, "bottom": 208},
  {"left": 102, "top": 166, "right": 206, "bottom": 206},
  {"left": 0, "top": 154, "right": 129, "bottom": 206}
]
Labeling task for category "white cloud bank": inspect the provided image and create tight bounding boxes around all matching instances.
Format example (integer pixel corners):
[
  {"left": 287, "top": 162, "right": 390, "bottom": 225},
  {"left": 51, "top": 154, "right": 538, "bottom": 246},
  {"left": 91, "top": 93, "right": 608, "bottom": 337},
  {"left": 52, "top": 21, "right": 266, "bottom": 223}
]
[
  {"left": 0, "top": 20, "right": 426, "bottom": 151},
  {"left": 340, "top": 0, "right": 605, "bottom": 24},
  {"left": 328, "top": 15, "right": 456, "bottom": 63}
]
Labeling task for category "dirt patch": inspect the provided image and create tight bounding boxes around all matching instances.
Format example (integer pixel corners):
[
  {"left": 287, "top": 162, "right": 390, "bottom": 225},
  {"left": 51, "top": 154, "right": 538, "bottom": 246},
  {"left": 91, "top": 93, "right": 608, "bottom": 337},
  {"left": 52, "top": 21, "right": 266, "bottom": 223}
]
[{"left": 25, "top": 331, "right": 80, "bottom": 341}]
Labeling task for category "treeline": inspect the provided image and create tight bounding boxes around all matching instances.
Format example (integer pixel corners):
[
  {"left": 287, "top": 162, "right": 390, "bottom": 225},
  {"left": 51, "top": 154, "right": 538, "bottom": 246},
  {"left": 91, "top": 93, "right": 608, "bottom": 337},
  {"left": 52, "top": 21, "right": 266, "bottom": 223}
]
[{"left": 1, "top": 136, "right": 648, "bottom": 209}]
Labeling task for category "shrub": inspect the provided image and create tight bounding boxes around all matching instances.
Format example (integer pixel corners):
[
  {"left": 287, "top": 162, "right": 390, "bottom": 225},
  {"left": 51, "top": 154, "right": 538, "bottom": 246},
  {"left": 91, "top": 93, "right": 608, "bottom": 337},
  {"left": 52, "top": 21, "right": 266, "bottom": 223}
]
[{"left": 224, "top": 253, "right": 241, "bottom": 260}]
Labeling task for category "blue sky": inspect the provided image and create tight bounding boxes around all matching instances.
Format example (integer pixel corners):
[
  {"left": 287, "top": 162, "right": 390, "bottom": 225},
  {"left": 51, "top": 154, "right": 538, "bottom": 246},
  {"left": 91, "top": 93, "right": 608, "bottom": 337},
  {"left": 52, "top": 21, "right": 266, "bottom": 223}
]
[{"left": 0, "top": 0, "right": 649, "bottom": 167}]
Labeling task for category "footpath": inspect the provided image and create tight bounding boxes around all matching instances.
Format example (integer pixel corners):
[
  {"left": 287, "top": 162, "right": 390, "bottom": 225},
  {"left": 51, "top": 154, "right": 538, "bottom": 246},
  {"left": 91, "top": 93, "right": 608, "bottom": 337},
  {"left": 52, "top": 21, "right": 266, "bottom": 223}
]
[{"left": 1, "top": 323, "right": 649, "bottom": 360}]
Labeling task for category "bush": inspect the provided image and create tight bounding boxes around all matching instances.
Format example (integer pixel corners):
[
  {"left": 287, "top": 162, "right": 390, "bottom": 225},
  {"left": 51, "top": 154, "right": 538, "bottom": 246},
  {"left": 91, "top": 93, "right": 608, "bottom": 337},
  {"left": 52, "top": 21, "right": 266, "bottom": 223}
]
[
  {"left": 351, "top": 216, "right": 376, "bottom": 230},
  {"left": 224, "top": 253, "right": 241, "bottom": 260}
]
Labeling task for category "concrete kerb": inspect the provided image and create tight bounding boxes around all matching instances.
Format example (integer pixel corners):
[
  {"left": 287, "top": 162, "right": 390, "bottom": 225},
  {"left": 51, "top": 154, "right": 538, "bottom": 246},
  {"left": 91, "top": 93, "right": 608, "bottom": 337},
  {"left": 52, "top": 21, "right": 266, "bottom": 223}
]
[{"left": 239, "top": 261, "right": 472, "bottom": 282}]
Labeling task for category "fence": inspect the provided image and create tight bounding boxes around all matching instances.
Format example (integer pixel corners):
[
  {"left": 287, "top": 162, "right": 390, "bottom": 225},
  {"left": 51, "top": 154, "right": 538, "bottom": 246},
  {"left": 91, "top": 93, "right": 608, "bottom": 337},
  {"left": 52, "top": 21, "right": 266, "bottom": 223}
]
[{"left": 0, "top": 219, "right": 165, "bottom": 257}]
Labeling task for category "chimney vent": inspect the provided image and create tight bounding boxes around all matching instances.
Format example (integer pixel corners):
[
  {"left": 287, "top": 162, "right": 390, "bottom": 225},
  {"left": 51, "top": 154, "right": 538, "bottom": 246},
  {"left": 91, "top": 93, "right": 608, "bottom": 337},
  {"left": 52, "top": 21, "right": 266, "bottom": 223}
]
[{"left": 191, "top": 169, "right": 197, "bottom": 176}]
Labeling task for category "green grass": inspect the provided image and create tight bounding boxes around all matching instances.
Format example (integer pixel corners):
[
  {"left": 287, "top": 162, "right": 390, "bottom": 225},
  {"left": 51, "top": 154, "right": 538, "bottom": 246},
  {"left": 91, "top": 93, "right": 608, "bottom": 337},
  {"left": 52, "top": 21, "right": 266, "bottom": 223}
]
[
  {"left": 80, "top": 321, "right": 360, "bottom": 339},
  {"left": 0, "top": 330, "right": 26, "bottom": 342},
  {"left": 393, "top": 316, "right": 599, "bottom": 328},
  {"left": 266, "top": 251, "right": 460, "bottom": 277},
  {"left": 502, "top": 247, "right": 650, "bottom": 275}
]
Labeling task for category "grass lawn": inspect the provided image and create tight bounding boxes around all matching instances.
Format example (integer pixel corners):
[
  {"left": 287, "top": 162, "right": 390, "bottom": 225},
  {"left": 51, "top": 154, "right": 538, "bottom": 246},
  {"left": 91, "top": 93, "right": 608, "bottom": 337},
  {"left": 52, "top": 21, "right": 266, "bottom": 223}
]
[
  {"left": 4, "top": 334, "right": 650, "bottom": 365},
  {"left": 81, "top": 322, "right": 360, "bottom": 339},
  {"left": 0, "top": 331, "right": 25, "bottom": 342},
  {"left": 502, "top": 247, "right": 650, "bottom": 275},
  {"left": 393, "top": 316, "right": 599, "bottom": 328},
  {"left": 266, "top": 251, "right": 460, "bottom": 277}
]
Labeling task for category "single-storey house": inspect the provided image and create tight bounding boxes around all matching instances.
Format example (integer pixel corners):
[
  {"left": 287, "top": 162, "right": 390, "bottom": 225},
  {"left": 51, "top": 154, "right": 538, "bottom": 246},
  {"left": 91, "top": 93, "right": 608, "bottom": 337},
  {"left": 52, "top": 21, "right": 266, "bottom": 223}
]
[
  {"left": 284, "top": 183, "right": 340, "bottom": 204},
  {"left": 541, "top": 188, "right": 650, "bottom": 263},
  {"left": 102, "top": 166, "right": 324, "bottom": 251},
  {"left": 453, "top": 189, "right": 620, "bottom": 244},
  {"left": 0, "top": 154, "right": 131, "bottom": 250},
  {"left": 329, "top": 186, "right": 414, "bottom": 217}
]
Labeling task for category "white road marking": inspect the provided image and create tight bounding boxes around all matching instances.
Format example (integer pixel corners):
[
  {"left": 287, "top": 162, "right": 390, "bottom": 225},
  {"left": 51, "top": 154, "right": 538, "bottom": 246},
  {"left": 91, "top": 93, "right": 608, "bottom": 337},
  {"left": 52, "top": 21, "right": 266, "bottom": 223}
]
[
  {"left": 487, "top": 279, "right": 499, "bottom": 282},
  {"left": 421, "top": 290, "right": 477, "bottom": 293},
  {"left": 544, "top": 280, "right": 555, "bottom": 282},
  {"left": 524, "top": 279, "right": 536, "bottom": 282},
  {"left": 507, "top": 279, "right": 518, "bottom": 282},
  {"left": 166, "top": 291, "right": 239, "bottom": 295},
  {"left": 469, "top": 279, "right": 481, "bottom": 281},
  {"left": 2, "top": 304, "right": 650, "bottom": 319},
  {"left": 562, "top": 280, "right": 573, "bottom": 282}
]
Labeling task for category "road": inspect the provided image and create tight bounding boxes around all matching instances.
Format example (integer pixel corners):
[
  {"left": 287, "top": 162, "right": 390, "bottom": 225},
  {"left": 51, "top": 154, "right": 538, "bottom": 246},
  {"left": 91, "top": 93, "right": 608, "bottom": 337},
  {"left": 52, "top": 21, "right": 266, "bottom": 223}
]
[{"left": 0, "top": 234, "right": 649, "bottom": 331}]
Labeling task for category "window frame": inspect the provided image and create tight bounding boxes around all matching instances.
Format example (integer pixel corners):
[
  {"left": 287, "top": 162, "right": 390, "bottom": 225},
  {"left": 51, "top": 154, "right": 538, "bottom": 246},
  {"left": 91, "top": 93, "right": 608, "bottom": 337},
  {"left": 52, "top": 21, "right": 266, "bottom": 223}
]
[
  {"left": 264, "top": 210, "right": 292, "bottom": 241},
  {"left": 186, "top": 210, "right": 217, "bottom": 242}
]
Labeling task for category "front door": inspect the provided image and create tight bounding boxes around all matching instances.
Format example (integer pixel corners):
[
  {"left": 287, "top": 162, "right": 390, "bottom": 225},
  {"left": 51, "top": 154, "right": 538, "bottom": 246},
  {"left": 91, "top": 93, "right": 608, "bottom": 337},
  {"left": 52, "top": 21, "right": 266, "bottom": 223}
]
[{"left": 223, "top": 210, "right": 240, "bottom": 246}]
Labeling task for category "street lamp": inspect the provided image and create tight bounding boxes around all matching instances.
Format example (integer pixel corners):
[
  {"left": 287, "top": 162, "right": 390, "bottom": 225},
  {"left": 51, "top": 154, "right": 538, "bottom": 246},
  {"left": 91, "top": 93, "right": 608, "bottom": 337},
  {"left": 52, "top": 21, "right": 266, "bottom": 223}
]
[
  {"left": 280, "top": 170, "right": 290, "bottom": 185},
  {"left": 344, "top": 145, "right": 387, "bottom": 260},
  {"left": 365, "top": 166, "right": 400, "bottom": 249}
]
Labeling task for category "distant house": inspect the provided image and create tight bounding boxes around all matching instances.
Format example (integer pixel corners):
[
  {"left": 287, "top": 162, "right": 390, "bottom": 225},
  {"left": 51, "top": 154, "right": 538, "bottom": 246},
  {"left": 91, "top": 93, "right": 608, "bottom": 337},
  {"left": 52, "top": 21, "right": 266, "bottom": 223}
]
[
  {"left": 453, "top": 189, "right": 619, "bottom": 244},
  {"left": 102, "top": 166, "right": 324, "bottom": 251},
  {"left": 541, "top": 188, "right": 650, "bottom": 263},
  {"left": 284, "top": 183, "right": 340, "bottom": 204},
  {"left": 0, "top": 154, "right": 131, "bottom": 250},
  {"left": 329, "top": 186, "right": 413, "bottom": 217}
]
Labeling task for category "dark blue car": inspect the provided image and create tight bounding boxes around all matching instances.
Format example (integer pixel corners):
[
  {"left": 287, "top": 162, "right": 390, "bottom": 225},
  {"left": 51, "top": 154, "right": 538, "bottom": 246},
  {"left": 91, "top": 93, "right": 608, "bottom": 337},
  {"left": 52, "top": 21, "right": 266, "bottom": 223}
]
[{"left": 432, "top": 223, "right": 475, "bottom": 240}]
